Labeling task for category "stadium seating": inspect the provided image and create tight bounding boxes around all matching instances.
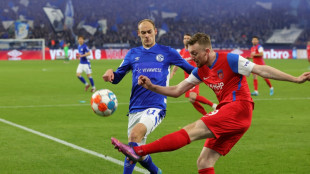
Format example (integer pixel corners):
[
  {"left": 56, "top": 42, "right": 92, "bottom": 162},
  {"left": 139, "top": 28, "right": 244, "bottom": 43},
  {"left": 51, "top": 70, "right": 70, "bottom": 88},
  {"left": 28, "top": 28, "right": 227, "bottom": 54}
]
[{"left": 0, "top": 0, "right": 309, "bottom": 49}]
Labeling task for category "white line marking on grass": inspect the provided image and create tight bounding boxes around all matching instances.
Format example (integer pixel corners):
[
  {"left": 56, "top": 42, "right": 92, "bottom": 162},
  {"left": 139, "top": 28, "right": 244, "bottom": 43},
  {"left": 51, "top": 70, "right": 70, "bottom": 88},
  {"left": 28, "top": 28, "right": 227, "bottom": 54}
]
[{"left": 0, "top": 118, "right": 148, "bottom": 174}]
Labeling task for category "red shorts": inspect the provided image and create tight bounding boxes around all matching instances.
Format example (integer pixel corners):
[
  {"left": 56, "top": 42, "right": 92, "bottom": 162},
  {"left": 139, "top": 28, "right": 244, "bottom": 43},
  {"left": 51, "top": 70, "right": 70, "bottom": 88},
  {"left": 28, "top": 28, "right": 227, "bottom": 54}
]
[
  {"left": 200, "top": 101, "right": 254, "bottom": 156},
  {"left": 185, "top": 85, "right": 199, "bottom": 98},
  {"left": 253, "top": 58, "right": 265, "bottom": 65}
]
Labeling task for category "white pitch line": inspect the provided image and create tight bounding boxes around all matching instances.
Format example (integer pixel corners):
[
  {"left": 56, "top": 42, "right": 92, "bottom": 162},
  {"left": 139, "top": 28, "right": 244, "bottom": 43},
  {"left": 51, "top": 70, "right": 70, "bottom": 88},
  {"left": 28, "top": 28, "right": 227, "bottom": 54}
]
[
  {"left": 0, "top": 118, "right": 148, "bottom": 174},
  {"left": 0, "top": 97, "right": 309, "bottom": 109}
]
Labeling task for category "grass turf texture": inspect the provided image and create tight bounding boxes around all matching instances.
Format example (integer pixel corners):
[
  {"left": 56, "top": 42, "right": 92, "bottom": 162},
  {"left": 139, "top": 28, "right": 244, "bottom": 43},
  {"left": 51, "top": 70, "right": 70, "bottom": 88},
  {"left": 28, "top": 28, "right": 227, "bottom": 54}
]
[{"left": 0, "top": 59, "right": 309, "bottom": 174}]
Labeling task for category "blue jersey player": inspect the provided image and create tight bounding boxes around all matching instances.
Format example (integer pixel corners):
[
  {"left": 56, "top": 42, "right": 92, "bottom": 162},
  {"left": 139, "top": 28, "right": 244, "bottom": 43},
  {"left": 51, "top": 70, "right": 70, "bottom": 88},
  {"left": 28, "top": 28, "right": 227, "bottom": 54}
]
[
  {"left": 76, "top": 36, "right": 96, "bottom": 92},
  {"left": 103, "top": 19, "right": 194, "bottom": 174}
]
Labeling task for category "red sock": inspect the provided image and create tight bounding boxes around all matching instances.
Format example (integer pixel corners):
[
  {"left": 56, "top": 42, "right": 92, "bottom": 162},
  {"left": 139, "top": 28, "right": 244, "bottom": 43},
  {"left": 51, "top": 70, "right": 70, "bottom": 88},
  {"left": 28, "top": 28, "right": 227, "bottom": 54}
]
[
  {"left": 195, "top": 95, "right": 213, "bottom": 106},
  {"left": 253, "top": 79, "right": 258, "bottom": 91},
  {"left": 198, "top": 167, "right": 215, "bottom": 174},
  {"left": 192, "top": 102, "right": 207, "bottom": 115},
  {"left": 133, "top": 129, "right": 191, "bottom": 156},
  {"left": 264, "top": 78, "right": 272, "bottom": 88}
]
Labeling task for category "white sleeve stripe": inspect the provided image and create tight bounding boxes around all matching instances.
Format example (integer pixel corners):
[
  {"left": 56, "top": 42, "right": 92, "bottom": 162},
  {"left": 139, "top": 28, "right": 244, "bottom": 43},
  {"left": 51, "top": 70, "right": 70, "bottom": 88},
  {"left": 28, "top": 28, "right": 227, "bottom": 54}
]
[
  {"left": 238, "top": 55, "right": 255, "bottom": 77},
  {"left": 185, "top": 73, "right": 201, "bottom": 85}
]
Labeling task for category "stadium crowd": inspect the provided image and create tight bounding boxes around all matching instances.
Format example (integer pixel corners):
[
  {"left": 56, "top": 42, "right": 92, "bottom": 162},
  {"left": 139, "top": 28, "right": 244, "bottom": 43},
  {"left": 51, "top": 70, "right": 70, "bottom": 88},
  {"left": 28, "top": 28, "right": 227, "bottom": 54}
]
[{"left": 0, "top": 0, "right": 309, "bottom": 49}]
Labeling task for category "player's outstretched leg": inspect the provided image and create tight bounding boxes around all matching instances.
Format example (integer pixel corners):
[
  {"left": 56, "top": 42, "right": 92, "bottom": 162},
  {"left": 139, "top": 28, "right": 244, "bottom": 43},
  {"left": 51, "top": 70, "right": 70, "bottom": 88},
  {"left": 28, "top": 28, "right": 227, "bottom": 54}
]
[
  {"left": 112, "top": 129, "right": 191, "bottom": 159},
  {"left": 123, "top": 142, "right": 139, "bottom": 174},
  {"left": 111, "top": 138, "right": 142, "bottom": 162}
]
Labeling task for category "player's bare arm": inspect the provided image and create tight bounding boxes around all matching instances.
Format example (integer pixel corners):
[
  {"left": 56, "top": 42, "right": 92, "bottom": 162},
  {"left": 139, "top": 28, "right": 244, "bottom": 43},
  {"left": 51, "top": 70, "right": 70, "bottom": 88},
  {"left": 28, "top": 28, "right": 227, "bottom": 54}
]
[
  {"left": 102, "top": 69, "right": 114, "bottom": 82},
  {"left": 252, "top": 64, "right": 310, "bottom": 83},
  {"left": 138, "top": 75, "right": 194, "bottom": 97}
]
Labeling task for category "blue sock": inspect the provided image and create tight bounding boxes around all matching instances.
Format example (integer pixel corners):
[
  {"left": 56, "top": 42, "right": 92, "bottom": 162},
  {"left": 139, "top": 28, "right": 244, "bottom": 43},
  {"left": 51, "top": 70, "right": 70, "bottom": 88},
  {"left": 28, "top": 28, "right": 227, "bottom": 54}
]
[
  {"left": 123, "top": 142, "right": 138, "bottom": 174},
  {"left": 139, "top": 155, "right": 159, "bottom": 174},
  {"left": 77, "top": 76, "right": 86, "bottom": 84},
  {"left": 88, "top": 77, "right": 94, "bottom": 87}
]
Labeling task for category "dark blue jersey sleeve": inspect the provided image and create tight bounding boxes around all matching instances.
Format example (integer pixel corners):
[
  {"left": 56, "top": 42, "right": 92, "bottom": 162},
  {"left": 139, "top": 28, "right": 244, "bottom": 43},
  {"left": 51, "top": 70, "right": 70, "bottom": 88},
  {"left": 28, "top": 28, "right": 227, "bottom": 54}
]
[
  {"left": 169, "top": 48, "right": 194, "bottom": 74},
  {"left": 112, "top": 50, "right": 132, "bottom": 84}
]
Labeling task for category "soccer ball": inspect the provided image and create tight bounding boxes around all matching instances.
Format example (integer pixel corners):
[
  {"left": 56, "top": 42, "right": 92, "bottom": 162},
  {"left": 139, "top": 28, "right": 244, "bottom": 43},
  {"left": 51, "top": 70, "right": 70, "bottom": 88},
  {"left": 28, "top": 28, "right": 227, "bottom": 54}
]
[{"left": 91, "top": 89, "right": 118, "bottom": 117}]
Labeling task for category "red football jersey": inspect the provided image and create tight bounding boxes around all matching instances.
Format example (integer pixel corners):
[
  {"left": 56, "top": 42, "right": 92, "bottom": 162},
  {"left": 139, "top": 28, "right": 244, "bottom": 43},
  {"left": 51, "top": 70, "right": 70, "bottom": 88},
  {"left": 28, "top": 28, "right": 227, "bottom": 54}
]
[
  {"left": 186, "top": 52, "right": 254, "bottom": 106},
  {"left": 180, "top": 48, "right": 196, "bottom": 78},
  {"left": 251, "top": 44, "right": 263, "bottom": 59}
]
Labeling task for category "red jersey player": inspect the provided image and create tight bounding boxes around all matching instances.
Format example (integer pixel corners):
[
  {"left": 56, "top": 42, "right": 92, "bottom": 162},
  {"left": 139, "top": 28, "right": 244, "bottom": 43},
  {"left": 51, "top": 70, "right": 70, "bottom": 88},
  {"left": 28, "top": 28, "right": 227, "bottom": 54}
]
[
  {"left": 171, "top": 34, "right": 217, "bottom": 115},
  {"left": 111, "top": 33, "right": 310, "bottom": 174},
  {"left": 250, "top": 36, "right": 274, "bottom": 96}
]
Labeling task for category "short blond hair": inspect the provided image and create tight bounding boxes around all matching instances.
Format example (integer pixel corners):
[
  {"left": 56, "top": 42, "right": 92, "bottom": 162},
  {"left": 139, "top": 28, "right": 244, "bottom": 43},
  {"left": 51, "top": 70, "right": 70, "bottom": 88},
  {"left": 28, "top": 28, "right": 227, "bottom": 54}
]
[
  {"left": 137, "top": 19, "right": 155, "bottom": 30},
  {"left": 187, "top": 33, "right": 212, "bottom": 49}
]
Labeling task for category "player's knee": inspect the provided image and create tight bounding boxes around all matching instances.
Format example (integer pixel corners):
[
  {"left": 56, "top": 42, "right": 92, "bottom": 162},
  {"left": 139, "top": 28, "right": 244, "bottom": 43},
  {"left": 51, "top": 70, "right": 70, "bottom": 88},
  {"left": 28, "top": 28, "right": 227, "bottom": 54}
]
[
  {"left": 128, "top": 131, "right": 144, "bottom": 142},
  {"left": 189, "top": 93, "right": 197, "bottom": 102},
  {"left": 197, "top": 156, "right": 215, "bottom": 169},
  {"left": 189, "top": 97, "right": 195, "bottom": 103}
]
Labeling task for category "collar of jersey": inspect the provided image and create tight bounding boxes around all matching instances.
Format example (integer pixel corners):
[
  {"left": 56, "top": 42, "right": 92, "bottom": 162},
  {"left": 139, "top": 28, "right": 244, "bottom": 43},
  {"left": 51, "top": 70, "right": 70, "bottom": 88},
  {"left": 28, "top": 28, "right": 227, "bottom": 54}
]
[
  {"left": 208, "top": 52, "right": 218, "bottom": 69},
  {"left": 142, "top": 43, "right": 157, "bottom": 50}
]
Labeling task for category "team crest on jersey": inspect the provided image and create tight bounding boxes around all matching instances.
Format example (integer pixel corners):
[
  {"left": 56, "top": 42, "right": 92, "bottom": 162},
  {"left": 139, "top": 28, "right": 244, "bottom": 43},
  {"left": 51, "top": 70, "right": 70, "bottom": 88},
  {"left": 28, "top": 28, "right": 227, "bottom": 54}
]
[
  {"left": 156, "top": 54, "right": 164, "bottom": 62},
  {"left": 217, "top": 69, "right": 224, "bottom": 79}
]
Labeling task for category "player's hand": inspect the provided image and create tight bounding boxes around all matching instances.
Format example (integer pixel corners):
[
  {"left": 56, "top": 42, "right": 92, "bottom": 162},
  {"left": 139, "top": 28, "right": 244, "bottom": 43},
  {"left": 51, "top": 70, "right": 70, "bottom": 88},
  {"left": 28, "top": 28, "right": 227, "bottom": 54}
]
[
  {"left": 295, "top": 72, "right": 310, "bottom": 83},
  {"left": 76, "top": 54, "right": 80, "bottom": 59},
  {"left": 103, "top": 69, "right": 114, "bottom": 82},
  {"left": 138, "top": 75, "right": 152, "bottom": 89}
]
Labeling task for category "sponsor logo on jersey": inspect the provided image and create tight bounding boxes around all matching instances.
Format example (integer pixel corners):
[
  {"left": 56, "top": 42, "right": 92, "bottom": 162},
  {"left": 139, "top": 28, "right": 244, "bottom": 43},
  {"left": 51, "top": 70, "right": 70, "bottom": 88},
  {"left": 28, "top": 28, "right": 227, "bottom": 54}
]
[
  {"left": 135, "top": 68, "right": 162, "bottom": 73},
  {"left": 156, "top": 54, "right": 164, "bottom": 62},
  {"left": 244, "top": 61, "right": 250, "bottom": 67},
  {"left": 135, "top": 68, "right": 142, "bottom": 73},
  {"left": 203, "top": 77, "right": 210, "bottom": 80},
  {"left": 208, "top": 82, "right": 224, "bottom": 91},
  {"left": 217, "top": 69, "right": 224, "bottom": 79}
]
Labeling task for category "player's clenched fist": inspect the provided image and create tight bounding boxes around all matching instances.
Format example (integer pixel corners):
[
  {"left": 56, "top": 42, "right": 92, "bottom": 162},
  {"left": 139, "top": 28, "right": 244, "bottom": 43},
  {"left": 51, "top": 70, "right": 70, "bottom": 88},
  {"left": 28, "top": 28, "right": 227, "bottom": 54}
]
[
  {"left": 103, "top": 69, "right": 114, "bottom": 82},
  {"left": 138, "top": 75, "right": 152, "bottom": 89},
  {"left": 296, "top": 72, "right": 310, "bottom": 83}
]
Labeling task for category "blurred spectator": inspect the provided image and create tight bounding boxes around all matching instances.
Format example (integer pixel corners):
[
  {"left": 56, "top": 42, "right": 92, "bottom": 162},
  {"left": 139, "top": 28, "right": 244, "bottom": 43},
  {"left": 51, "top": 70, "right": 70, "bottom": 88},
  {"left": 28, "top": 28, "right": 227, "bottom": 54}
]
[{"left": 0, "top": 0, "right": 309, "bottom": 49}]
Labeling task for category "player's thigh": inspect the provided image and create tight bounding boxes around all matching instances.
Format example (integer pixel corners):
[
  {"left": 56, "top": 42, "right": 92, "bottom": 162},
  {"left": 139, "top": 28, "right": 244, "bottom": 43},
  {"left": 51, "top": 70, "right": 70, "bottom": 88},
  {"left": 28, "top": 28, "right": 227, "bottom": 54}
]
[
  {"left": 183, "top": 119, "right": 215, "bottom": 141},
  {"left": 128, "top": 108, "right": 165, "bottom": 142},
  {"left": 76, "top": 64, "right": 83, "bottom": 74},
  {"left": 128, "top": 123, "right": 147, "bottom": 142},
  {"left": 85, "top": 64, "right": 92, "bottom": 75},
  {"left": 197, "top": 147, "right": 221, "bottom": 169},
  {"left": 139, "top": 108, "right": 165, "bottom": 135}
]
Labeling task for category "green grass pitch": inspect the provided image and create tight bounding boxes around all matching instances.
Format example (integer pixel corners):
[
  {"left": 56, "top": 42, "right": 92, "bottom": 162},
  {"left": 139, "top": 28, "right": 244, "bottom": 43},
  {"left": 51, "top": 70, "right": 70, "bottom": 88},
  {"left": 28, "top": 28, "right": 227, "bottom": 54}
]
[{"left": 0, "top": 59, "right": 309, "bottom": 174}]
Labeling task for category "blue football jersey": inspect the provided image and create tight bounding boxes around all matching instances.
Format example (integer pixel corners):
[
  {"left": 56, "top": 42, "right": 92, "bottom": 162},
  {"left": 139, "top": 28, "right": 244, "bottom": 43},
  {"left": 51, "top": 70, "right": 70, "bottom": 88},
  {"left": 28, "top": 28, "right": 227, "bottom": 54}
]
[
  {"left": 78, "top": 44, "right": 90, "bottom": 64},
  {"left": 112, "top": 43, "right": 194, "bottom": 113}
]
